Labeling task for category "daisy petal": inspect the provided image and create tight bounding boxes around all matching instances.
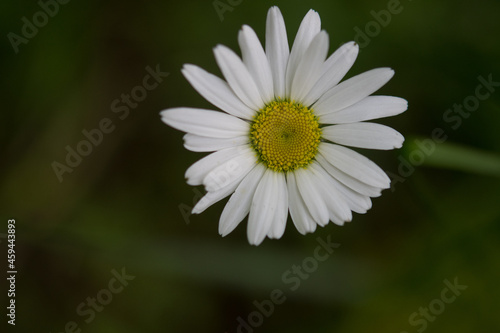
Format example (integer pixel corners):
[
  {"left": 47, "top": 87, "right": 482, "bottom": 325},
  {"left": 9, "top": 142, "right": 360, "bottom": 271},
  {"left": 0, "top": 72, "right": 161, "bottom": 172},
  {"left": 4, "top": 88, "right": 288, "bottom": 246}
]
[
  {"left": 203, "top": 147, "right": 257, "bottom": 192},
  {"left": 316, "top": 154, "right": 382, "bottom": 197},
  {"left": 267, "top": 172, "right": 288, "bottom": 239},
  {"left": 214, "top": 45, "right": 264, "bottom": 110},
  {"left": 310, "top": 163, "right": 352, "bottom": 225},
  {"left": 183, "top": 134, "right": 249, "bottom": 152},
  {"left": 193, "top": 151, "right": 256, "bottom": 214},
  {"left": 291, "top": 30, "right": 329, "bottom": 104},
  {"left": 161, "top": 108, "right": 249, "bottom": 138},
  {"left": 303, "top": 41, "right": 359, "bottom": 106},
  {"left": 329, "top": 177, "right": 372, "bottom": 214},
  {"left": 286, "top": 172, "right": 317, "bottom": 235},
  {"left": 285, "top": 9, "right": 321, "bottom": 97},
  {"left": 248, "top": 169, "right": 279, "bottom": 245},
  {"left": 192, "top": 183, "right": 238, "bottom": 215},
  {"left": 181, "top": 64, "right": 254, "bottom": 120},
  {"left": 219, "top": 164, "right": 266, "bottom": 237},
  {"left": 266, "top": 6, "right": 289, "bottom": 98},
  {"left": 319, "top": 143, "right": 391, "bottom": 189},
  {"left": 185, "top": 145, "right": 248, "bottom": 186},
  {"left": 320, "top": 96, "right": 408, "bottom": 124},
  {"left": 239, "top": 25, "right": 274, "bottom": 104},
  {"left": 313, "top": 68, "right": 395, "bottom": 116},
  {"left": 322, "top": 123, "right": 405, "bottom": 150},
  {"left": 295, "top": 167, "right": 329, "bottom": 226}
]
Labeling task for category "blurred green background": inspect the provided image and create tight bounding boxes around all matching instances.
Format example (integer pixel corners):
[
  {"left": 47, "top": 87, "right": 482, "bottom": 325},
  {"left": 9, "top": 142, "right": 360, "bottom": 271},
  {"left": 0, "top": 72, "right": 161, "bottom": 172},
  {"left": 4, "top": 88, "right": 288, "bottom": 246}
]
[{"left": 2, "top": 0, "right": 500, "bottom": 332}]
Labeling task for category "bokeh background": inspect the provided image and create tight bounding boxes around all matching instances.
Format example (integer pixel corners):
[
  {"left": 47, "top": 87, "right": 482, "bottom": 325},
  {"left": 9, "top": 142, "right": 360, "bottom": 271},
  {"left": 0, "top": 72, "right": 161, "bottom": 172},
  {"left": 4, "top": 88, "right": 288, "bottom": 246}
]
[{"left": 2, "top": 0, "right": 500, "bottom": 332}]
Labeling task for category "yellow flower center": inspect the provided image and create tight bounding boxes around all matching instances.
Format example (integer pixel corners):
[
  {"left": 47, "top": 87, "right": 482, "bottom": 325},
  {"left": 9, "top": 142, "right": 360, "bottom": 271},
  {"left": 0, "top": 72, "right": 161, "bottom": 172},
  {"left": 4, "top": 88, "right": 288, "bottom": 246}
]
[{"left": 250, "top": 99, "right": 321, "bottom": 172}]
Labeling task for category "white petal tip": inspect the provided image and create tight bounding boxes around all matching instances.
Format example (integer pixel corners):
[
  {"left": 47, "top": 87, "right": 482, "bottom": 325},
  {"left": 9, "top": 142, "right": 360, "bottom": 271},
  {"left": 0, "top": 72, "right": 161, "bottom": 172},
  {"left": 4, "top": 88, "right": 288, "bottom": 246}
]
[
  {"left": 394, "top": 134, "right": 405, "bottom": 149},
  {"left": 240, "top": 24, "right": 252, "bottom": 32},
  {"left": 180, "top": 64, "right": 196, "bottom": 77},
  {"left": 181, "top": 63, "right": 194, "bottom": 70},
  {"left": 247, "top": 233, "right": 266, "bottom": 246},
  {"left": 213, "top": 44, "right": 226, "bottom": 53},
  {"left": 267, "top": 6, "right": 283, "bottom": 19},
  {"left": 247, "top": 238, "right": 259, "bottom": 246},
  {"left": 378, "top": 67, "right": 395, "bottom": 77},
  {"left": 344, "top": 40, "right": 359, "bottom": 50},
  {"left": 402, "top": 99, "right": 409, "bottom": 110}
]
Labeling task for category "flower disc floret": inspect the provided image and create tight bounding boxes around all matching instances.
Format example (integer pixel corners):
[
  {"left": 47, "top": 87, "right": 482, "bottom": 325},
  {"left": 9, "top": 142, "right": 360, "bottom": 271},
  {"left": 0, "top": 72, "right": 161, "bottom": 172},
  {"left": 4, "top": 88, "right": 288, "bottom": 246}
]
[{"left": 250, "top": 100, "right": 322, "bottom": 172}]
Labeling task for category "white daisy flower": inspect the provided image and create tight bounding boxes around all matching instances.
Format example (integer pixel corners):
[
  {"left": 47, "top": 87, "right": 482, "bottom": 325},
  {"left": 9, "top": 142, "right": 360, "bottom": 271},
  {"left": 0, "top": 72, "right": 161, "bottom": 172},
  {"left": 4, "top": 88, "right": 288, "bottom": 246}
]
[{"left": 161, "top": 6, "right": 407, "bottom": 245}]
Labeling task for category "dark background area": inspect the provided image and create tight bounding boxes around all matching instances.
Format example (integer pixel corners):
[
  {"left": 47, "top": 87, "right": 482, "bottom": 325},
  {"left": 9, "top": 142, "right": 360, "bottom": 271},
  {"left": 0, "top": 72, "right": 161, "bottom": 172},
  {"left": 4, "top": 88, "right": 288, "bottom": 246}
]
[{"left": 1, "top": 0, "right": 500, "bottom": 332}]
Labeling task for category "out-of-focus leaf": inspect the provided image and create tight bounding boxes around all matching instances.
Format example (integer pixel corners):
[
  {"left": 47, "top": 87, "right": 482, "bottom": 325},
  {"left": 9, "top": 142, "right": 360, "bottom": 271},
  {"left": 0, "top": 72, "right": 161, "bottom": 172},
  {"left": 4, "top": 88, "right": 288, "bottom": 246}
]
[{"left": 407, "top": 139, "right": 500, "bottom": 177}]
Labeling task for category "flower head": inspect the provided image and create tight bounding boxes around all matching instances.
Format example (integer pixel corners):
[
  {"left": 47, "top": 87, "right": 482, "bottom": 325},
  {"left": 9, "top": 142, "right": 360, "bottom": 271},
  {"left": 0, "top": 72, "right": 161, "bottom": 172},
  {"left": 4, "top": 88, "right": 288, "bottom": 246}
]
[{"left": 161, "top": 6, "right": 407, "bottom": 245}]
